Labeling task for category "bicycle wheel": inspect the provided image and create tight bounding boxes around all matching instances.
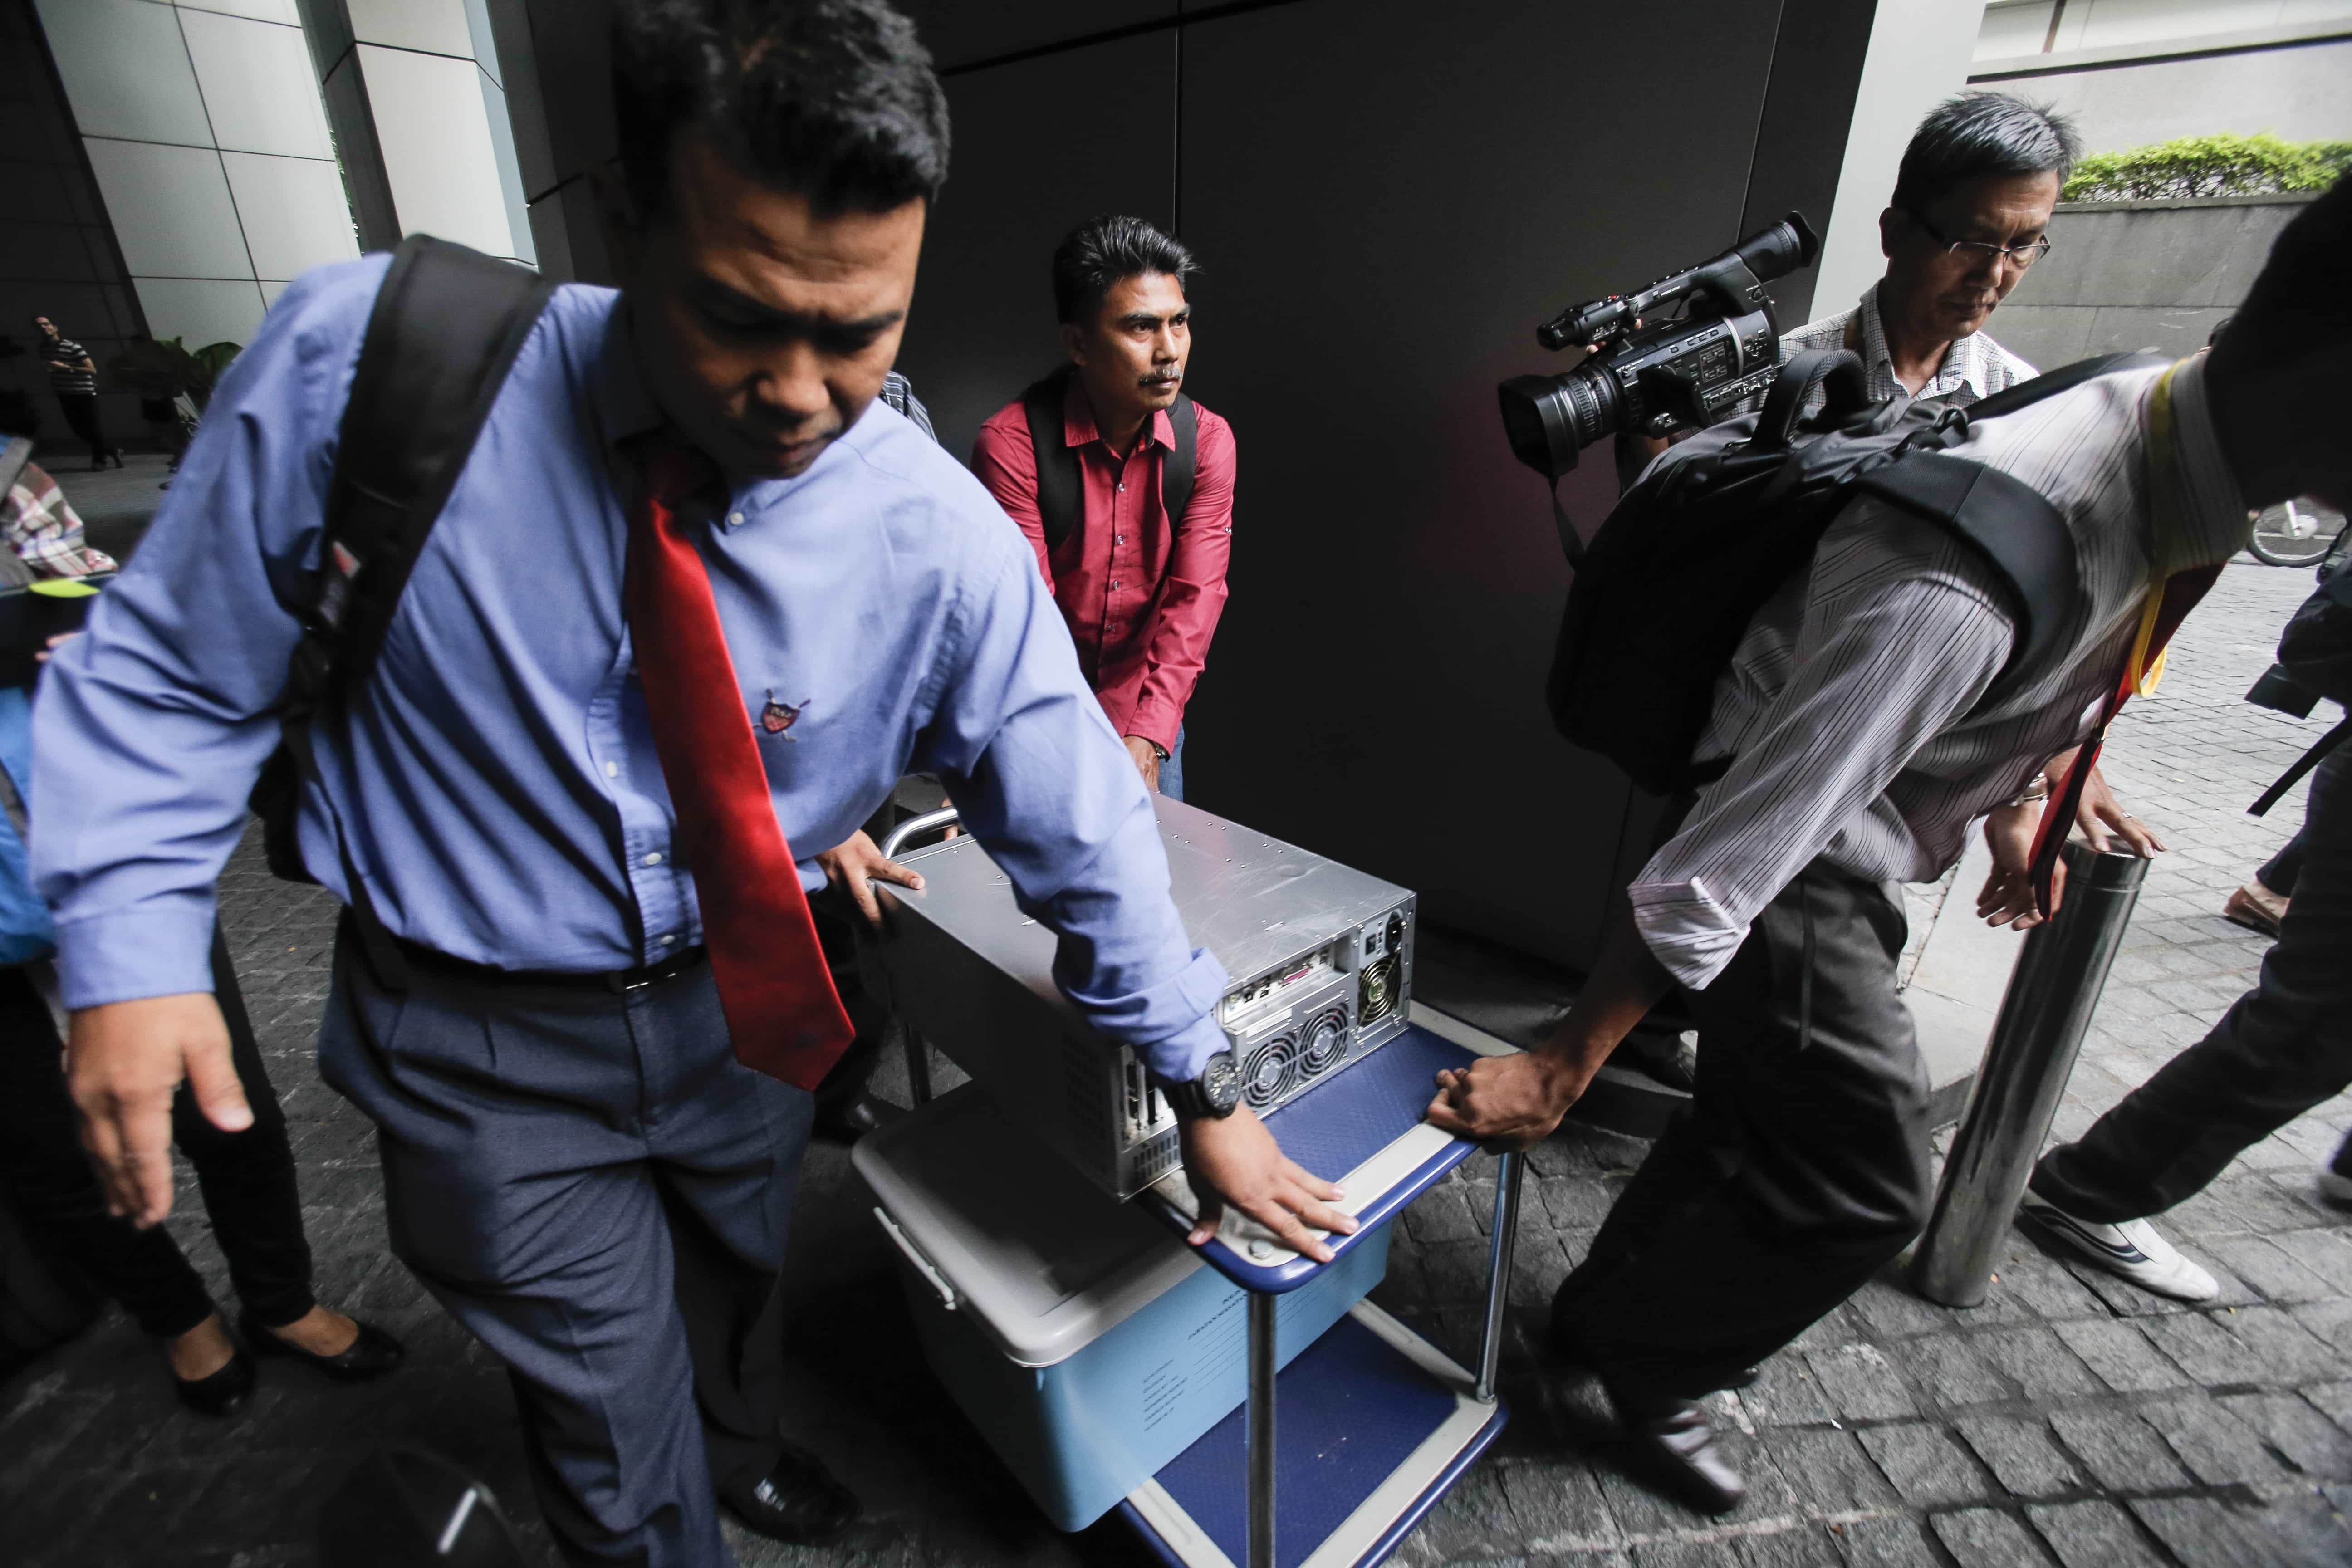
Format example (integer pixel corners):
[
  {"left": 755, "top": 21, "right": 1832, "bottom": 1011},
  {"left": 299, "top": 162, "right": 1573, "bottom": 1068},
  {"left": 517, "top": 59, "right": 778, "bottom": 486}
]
[{"left": 2248, "top": 499, "right": 2347, "bottom": 568}]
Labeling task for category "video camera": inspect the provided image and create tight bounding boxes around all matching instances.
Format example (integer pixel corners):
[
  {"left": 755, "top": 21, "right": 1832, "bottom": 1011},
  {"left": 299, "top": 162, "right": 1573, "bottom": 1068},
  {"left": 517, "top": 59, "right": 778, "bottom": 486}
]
[{"left": 1497, "top": 211, "right": 1820, "bottom": 476}]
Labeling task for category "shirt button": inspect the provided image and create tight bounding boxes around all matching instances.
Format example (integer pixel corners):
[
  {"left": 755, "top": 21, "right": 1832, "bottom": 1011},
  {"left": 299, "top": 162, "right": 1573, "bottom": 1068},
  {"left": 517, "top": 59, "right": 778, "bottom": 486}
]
[
  {"left": 604, "top": 761, "right": 619, "bottom": 779},
  {"left": 659, "top": 933, "right": 677, "bottom": 946},
  {"left": 1115, "top": 482, "right": 1126, "bottom": 494},
  {"left": 642, "top": 851, "right": 664, "bottom": 867},
  {"left": 726, "top": 510, "right": 744, "bottom": 528}
]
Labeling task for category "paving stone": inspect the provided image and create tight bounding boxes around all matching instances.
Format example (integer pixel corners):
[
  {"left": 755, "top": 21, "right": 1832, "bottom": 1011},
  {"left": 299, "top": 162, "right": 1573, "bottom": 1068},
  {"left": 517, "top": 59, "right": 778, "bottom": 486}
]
[
  {"left": 2024, "top": 1499, "right": 2171, "bottom": 1568},
  {"left": 1759, "top": 1428, "right": 1901, "bottom": 1513},
  {"left": 1857, "top": 1422, "right": 1993, "bottom": 1507},
  {"left": 2136, "top": 1311, "right": 2274, "bottom": 1385},
  {"left": 1929, "top": 1506, "right": 2060, "bottom": 1567},
  {"left": 1741, "top": 1354, "right": 1839, "bottom": 1429},
  {"left": 2135, "top": 1394, "right": 2293, "bottom": 1486},
  {"left": 2202, "top": 1234, "right": 2341, "bottom": 1303},
  {"left": 1495, "top": 1456, "right": 1621, "bottom": 1554},
  {"left": 2046, "top": 1406, "right": 2196, "bottom": 1494},
  {"left": 2130, "top": 1492, "right": 2352, "bottom": 1568},
  {"left": 1734, "top": 1526, "right": 1845, "bottom": 1567},
  {"left": 1827, "top": 1515, "right": 1940, "bottom": 1566},
  {"left": 1893, "top": 1334, "right": 2016, "bottom": 1411},
  {"left": 2273, "top": 1228, "right": 2352, "bottom": 1294},
  {"left": 1953, "top": 1414, "right": 2086, "bottom": 1499},
  {"left": 1805, "top": 1343, "right": 1919, "bottom": 1422},
  {"left": 2214, "top": 1392, "right": 2352, "bottom": 1481},
  {"left": 1971, "top": 1327, "right": 2103, "bottom": 1402},
  {"left": 2219, "top": 1303, "right": 2344, "bottom": 1382},
  {"left": 2051, "top": 1319, "right": 2192, "bottom": 1393},
  {"left": 1405, "top": 1182, "right": 1485, "bottom": 1245}
]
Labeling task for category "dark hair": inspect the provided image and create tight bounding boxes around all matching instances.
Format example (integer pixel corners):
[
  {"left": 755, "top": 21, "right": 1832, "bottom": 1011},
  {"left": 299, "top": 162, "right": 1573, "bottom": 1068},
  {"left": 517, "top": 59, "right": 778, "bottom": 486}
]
[
  {"left": 2211, "top": 172, "right": 2352, "bottom": 374},
  {"left": 1051, "top": 215, "right": 1196, "bottom": 325},
  {"left": 1891, "top": 92, "right": 2082, "bottom": 214},
  {"left": 611, "top": 0, "right": 949, "bottom": 219}
]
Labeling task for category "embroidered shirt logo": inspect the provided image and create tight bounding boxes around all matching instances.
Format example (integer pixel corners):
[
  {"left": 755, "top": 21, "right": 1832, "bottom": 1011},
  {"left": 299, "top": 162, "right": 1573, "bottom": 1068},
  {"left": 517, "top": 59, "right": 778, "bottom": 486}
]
[{"left": 759, "top": 691, "right": 808, "bottom": 739}]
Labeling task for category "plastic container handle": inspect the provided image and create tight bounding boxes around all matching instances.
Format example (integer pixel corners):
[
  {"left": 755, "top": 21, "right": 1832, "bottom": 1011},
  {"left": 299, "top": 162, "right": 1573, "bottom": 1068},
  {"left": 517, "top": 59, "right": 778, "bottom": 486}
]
[{"left": 872, "top": 1207, "right": 959, "bottom": 1311}]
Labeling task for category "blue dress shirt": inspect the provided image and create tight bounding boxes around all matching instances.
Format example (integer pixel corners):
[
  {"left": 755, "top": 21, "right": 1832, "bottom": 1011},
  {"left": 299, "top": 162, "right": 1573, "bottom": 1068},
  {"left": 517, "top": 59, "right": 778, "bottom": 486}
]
[{"left": 31, "top": 255, "right": 1228, "bottom": 1083}]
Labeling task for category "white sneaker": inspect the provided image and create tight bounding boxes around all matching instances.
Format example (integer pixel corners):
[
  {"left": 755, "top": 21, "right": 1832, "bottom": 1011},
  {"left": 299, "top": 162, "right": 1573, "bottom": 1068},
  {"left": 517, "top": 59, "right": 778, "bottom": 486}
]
[{"left": 2019, "top": 1193, "right": 2220, "bottom": 1303}]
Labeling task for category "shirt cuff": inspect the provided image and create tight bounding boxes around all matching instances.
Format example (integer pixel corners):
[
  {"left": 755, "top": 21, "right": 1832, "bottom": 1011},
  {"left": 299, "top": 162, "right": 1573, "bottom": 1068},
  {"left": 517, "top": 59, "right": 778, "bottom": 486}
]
[
  {"left": 1627, "top": 875, "right": 1749, "bottom": 992},
  {"left": 53, "top": 901, "right": 220, "bottom": 1010},
  {"left": 1123, "top": 711, "right": 1181, "bottom": 757},
  {"left": 1142, "top": 1013, "right": 1229, "bottom": 1086}
]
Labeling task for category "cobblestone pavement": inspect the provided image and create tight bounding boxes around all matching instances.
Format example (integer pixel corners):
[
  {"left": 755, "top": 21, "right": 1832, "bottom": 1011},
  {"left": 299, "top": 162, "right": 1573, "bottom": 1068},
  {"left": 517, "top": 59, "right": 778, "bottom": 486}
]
[{"left": 3, "top": 559, "right": 2347, "bottom": 1568}]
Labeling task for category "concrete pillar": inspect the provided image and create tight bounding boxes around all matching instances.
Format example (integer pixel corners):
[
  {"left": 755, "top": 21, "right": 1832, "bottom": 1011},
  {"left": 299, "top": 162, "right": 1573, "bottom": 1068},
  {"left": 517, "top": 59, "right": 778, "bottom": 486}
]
[
  {"left": 29, "top": 0, "right": 362, "bottom": 350},
  {"left": 296, "top": 0, "right": 538, "bottom": 265}
]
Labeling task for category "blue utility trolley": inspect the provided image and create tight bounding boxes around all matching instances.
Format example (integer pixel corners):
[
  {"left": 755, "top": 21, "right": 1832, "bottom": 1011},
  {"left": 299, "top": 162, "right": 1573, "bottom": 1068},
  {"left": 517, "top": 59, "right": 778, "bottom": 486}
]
[{"left": 1122, "top": 1006, "right": 1522, "bottom": 1568}]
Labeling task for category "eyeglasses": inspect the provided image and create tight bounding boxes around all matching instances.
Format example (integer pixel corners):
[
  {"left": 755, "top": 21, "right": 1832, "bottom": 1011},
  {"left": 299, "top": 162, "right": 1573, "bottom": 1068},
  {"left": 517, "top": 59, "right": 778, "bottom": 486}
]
[{"left": 1906, "top": 211, "right": 2051, "bottom": 270}]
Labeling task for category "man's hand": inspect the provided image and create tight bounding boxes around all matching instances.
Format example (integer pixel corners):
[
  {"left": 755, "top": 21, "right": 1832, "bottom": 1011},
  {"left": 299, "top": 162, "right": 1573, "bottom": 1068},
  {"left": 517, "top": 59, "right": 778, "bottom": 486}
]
[
  {"left": 814, "top": 829, "right": 923, "bottom": 926},
  {"left": 2074, "top": 761, "right": 2166, "bottom": 857},
  {"left": 1426, "top": 1050, "right": 1587, "bottom": 1150},
  {"left": 1180, "top": 1107, "right": 1357, "bottom": 1263},
  {"left": 67, "top": 994, "right": 249, "bottom": 1228},
  {"left": 1976, "top": 799, "right": 2056, "bottom": 929},
  {"left": 1123, "top": 736, "right": 1162, "bottom": 793}
]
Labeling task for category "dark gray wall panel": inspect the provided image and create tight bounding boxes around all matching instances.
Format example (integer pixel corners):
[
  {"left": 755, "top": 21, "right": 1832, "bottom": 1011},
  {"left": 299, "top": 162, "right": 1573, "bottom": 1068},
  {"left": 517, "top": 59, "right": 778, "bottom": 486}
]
[
  {"left": 894, "top": 31, "right": 1177, "bottom": 462},
  {"left": 1173, "top": 0, "right": 1784, "bottom": 968},
  {"left": 896, "top": 0, "right": 1176, "bottom": 73},
  {"left": 1740, "top": 0, "right": 1878, "bottom": 328}
]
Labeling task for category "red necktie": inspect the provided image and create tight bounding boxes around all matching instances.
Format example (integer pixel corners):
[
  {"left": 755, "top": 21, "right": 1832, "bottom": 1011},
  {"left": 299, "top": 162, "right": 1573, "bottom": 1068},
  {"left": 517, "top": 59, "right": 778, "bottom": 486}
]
[{"left": 624, "top": 433, "right": 853, "bottom": 1089}]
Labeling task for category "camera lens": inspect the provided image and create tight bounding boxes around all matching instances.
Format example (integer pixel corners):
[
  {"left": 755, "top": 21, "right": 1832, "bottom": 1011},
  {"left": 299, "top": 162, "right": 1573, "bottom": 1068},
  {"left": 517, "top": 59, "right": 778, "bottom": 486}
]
[{"left": 1497, "top": 363, "right": 1622, "bottom": 478}]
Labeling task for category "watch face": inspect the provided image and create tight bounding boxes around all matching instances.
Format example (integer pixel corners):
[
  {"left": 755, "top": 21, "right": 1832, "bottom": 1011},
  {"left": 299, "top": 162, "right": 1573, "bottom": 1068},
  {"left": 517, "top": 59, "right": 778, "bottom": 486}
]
[{"left": 1202, "top": 1051, "right": 1241, "bottom": 1112}]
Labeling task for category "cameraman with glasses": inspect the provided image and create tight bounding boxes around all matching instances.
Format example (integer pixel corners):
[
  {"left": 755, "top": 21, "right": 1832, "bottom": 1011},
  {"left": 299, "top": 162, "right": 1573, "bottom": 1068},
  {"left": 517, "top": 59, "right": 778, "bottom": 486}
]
[{"left": 1778, "top": 92, "right": 2073, "bottom": 411}]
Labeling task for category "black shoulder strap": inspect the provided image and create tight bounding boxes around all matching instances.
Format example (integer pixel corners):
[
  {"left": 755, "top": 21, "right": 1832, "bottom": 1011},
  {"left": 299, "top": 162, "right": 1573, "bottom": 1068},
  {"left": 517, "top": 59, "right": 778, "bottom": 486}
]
[
  {"left": 1856, "top": 451, "right": 2079, "bottom": 702},
  {"left": 1162, "top": 393, "right": 1197, "bottom": 524},
  {"left": 1965, "top": 350, "right": 2171, "bottom": 424},
  {"left": 1022, "top": 367, "right": 1082, "bottom": 553},
  {"left": 268, "top": 235, "right": 554, "bottom": 985}
]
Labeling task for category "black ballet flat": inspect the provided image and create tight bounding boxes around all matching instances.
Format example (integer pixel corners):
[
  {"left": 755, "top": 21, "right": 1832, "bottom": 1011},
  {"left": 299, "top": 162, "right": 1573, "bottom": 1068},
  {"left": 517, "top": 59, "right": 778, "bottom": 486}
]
[
  {"left": 239, "top": 1311, "right": 407, "bottom": 1384},
  {"left": 174, "top": 1346, "right": 256, "bottom": 1417}
]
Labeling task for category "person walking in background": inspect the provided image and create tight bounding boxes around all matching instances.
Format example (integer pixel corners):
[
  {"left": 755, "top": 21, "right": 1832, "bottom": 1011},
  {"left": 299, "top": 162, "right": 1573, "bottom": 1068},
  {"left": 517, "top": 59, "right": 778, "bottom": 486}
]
[
  {"left": 32, "top": 316, "right": 122, "bottom": 471},
  {"left": 972, "top": 216, "right": 1236, "bottom": 800}
]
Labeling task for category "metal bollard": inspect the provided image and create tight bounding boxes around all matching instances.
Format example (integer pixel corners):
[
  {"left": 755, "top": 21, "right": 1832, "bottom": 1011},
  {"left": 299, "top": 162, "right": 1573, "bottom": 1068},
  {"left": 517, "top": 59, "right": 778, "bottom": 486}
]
[
  {"left": 1246, "top": 1291, "right": 1278, "bottom": 1568},
  {"left": 1911, "top": 841, "right": 2149, "bottom": 1308}
]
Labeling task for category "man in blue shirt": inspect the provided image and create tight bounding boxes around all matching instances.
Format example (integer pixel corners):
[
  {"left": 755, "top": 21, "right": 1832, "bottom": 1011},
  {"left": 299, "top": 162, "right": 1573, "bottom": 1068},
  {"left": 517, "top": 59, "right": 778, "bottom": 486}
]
[{"left": 33, "top": 4, "right": 1351, "bottom": 1563}]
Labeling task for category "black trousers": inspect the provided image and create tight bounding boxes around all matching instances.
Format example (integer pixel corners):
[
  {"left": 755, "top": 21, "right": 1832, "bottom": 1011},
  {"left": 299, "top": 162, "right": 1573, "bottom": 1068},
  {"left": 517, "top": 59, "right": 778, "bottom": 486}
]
[
  {"left": 0, "top": 930, "right": 316, "bottom": 1338},
  {"left": 2034, "top": 745, "right": 2351, "bottom": 1220},
  {"left": 1554, "top": 862, "right": 1934, "bottom": 1397},
  {"left": 54, "top": 393, "right": 116, "bottom": 465}
]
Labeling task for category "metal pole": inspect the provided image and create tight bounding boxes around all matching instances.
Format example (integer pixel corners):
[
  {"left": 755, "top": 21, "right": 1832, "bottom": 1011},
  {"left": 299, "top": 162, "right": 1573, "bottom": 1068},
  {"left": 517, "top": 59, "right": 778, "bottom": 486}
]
[
  {"left": 1474, "top": 1151, "right": 1524, "bottom": 1403},
  {"left": 1911, "top": 842, "right": 2149, "bottom": 1307},
  {"left": 1247, "top": 1290, "right": 1277, "bottom": 1568}
]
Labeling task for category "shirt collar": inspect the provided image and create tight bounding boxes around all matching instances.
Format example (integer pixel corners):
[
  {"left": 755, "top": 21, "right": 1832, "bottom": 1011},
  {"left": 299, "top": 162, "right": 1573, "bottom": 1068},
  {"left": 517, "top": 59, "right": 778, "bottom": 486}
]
[
  {"left": 590, "top": 298, "right": 667, "bottom": 452},
  {"left": 1062, "top": 372, "right": 1174, "bottom": 453}
]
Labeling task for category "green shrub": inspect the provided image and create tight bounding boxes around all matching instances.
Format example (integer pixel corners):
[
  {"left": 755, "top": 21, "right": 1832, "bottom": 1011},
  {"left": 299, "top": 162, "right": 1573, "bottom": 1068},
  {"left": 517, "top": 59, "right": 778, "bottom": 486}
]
[
  {"left": 2063, "top": 133, "right": 2352, "bottom": 202},
  {"left": 108, "top": 336, "right": 242, "bottom": 412}
]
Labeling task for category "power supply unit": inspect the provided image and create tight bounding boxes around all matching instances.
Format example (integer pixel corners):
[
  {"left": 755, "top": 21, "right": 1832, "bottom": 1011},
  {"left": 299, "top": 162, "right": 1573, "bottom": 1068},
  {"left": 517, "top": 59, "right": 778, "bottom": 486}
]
[{"left": 871, "top": 794, "right": 1417, "bottom": 1199}]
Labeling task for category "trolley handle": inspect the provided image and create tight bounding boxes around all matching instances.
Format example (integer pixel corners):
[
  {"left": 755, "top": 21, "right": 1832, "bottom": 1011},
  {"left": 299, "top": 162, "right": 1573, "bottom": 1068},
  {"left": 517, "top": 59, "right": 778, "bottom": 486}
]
[
  {"left": 871, "top": 1207, "right": 959, "bottom": 1311},
  {"left": 880, "top": 807, "right": 961, "bottom": 861}
]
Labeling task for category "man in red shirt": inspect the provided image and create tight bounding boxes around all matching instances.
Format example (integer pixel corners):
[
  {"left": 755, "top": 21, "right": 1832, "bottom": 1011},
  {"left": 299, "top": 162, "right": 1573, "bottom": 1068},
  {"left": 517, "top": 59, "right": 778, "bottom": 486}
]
[{"left": 972, "top": 216, "right": 1235, "bottom": 799}]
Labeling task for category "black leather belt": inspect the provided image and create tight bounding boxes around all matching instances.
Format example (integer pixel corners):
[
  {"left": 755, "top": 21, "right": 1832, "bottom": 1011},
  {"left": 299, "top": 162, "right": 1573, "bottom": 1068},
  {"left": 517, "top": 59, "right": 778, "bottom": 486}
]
[{"left": 389, "top": 934, "right": 710, "bottom": 993}]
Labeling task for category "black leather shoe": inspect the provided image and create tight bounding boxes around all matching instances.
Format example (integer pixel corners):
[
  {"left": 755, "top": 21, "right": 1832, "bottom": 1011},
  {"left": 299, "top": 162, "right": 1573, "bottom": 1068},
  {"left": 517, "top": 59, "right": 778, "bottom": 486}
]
[
  {"left": 240, "top": 1311, "right": 407, "bottom": 1384},
  {"left": 812, "top": 1092, "right": 904, "bottom": 1147},
  {"left": 1604, "top": 1381, "right": 1746, "bottom": 1515},
  {"left": 174, "top": 1347, "right": 256, "bottom": 1417},
  {"left": 722, "top": 1443, "right": 860, "bottom": 1546}
]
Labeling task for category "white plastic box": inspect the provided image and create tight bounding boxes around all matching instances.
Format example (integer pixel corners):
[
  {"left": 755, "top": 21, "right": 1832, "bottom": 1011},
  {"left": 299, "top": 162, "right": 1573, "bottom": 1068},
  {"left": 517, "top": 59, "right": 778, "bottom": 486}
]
[{"left": 853, "top": 1085, "right": 1389, "bottom": 1531}]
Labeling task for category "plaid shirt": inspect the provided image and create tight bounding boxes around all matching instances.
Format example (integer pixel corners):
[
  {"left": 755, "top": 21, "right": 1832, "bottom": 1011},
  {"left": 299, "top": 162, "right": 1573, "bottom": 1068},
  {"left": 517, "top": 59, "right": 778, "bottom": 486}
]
[
  {"left": 1769, "top": 282, "right": 2037, "bottom": 413},
  {"left": 3, "top": 462, "right": 118, "bottom": 579}
]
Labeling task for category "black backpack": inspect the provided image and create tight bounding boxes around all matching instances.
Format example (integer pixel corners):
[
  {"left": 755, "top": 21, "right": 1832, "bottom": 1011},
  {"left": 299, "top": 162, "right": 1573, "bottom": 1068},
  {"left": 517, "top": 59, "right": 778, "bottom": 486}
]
[
  {"left": 1545, "top": 347, "right": 2167, "bottom": 796},
  {"left": 248, "top": 236, "right": 555, "bottom": 980},
  {"left": 1020, "top": 364, "right": 1197, "bottom": 551}
]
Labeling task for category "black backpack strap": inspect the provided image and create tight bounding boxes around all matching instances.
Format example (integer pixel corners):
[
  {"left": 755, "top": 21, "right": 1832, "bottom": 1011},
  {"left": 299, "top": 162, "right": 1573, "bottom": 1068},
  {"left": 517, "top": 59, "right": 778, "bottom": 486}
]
[
  {"left": 1022, "top": 368, "right": 1083, "bottom": 554},
  {"left": 1162, "top": 393, "right": 1197, "bottom": 524},
  {"left": 1964, "top": 350, "right": 2171, "bottom": 424},
  {"left": 1753, "top": 348, "right": 1870, "bottom": 450},
  {"left": 1855, "top": 451, "right": 2078, "bottom": 703},
  {"left": 262, "top": 235, "right": 555, "bottom": 989}
]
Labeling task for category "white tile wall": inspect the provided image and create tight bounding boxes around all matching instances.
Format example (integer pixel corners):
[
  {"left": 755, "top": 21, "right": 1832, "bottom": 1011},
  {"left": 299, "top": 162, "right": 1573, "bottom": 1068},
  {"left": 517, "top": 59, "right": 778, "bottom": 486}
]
[
  {"left": 33, "top": 0, "right": 214, "bottom": 147},
  {"left": 179, "top": 7, "right": 336, "bottom": 159},
  {"left": 222, "top": 153, "right": 361, "bottom": 280},
  {"left": 82, "top": 139, "right": 255, "bottom": 279},
  {"left": 176, "top": 0, "right": 302, "bottom": 22},
  {"left": 132, "top": 276, "right": 268, "bottom": 348},
  {"left": 346, "top": 0, "right": 475, "bottom": 57},
  {"left": 358, "top": 44, "right": 525, "bottom": 259}
]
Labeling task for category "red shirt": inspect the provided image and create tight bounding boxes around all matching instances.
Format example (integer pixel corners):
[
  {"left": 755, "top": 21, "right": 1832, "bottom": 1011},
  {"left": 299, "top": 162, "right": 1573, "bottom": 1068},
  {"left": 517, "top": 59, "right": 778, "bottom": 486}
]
[{"left": 971, "top": 377, "right": 1235, "bottom": 754}]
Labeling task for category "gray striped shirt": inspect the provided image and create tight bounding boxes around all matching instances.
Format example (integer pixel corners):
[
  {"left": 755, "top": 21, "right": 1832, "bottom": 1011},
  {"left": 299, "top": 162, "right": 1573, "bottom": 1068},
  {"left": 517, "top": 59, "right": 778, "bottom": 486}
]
[{"left": 1632, "top": 355, "right": 2250, "bottom": 990}]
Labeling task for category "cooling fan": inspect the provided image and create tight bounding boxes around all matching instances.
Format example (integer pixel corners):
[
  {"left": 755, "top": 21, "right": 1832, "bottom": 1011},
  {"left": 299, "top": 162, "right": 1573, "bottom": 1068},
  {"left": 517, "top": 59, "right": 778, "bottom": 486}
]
[
  {"left": 1240, "top": 1033, "right": 1302, "bottom": 1108},
  {"left": 1300, "top": 1005, "right": 1350, "bottom": 1076}
]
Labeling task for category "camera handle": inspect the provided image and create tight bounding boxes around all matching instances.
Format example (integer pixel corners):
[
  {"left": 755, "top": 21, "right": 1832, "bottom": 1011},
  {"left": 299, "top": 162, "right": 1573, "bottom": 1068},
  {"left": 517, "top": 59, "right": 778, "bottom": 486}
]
[{"left": 1751, "top": 348, "right": 1869, "bottom": 450}]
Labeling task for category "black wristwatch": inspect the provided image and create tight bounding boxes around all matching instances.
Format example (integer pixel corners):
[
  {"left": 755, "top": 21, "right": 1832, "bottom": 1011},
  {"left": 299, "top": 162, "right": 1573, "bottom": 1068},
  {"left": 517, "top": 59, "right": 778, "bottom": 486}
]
[{"left": 1162, "top": 1050, "right": 1240, "bottom": 1120}]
